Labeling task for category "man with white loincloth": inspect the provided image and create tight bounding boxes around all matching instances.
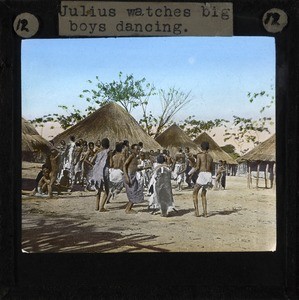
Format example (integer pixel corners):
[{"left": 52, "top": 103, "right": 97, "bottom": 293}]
[
  {"left": 123, "top": 144, "right": 145, "bottom": 214},
  {"left": 189, "top": 141, "right": 213, "bottom": 217}
]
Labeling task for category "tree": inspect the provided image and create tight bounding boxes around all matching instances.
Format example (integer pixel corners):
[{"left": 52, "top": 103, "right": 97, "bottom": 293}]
[
  {"left": 153, "top": 87, "right": 192, "bottom": 138},
  {"left": 221, "top": 144, "right": 240, "bottom": 160},
  {"left": 179, "top": 116, "right": 229, "bottom": 139},
  {"left": 223, "top": 88, "right": 274, "bottom": 154},
  {"left": 32, "top": 105, "right": 87, "bottom": 130},
  {"left": 80, "top": 72, "right": 155, "bottom": 114},
  {"left": 30, "top": 73, "right": 192, "bottom": 137},
  {"left": 30, "top": 72, "right": 155, "bottom": 130}
]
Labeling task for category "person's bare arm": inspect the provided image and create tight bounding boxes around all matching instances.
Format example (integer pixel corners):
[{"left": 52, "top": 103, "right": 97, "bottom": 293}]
[
  {"left": 38, "top": 177, "right": 45, "bottom": 188},
  {"left": 123, "top": 154, "right": 134, "bottom": 186}
]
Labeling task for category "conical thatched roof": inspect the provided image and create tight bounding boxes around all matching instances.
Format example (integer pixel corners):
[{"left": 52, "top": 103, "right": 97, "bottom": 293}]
[
  {"left": 238, "top": 134, "right": 276, "bottom": 163},
  {"left": 53, "top": 102, "right": 161, "bottom": 151},
  {"left": 194, "top": 132, "right": 238, "bottom": 165},
  {"left": 22, "top": 118, "right": 52, "bottom": 154},
  {"left": 155, "top": 124, "right": 200, "bottom": 156}
]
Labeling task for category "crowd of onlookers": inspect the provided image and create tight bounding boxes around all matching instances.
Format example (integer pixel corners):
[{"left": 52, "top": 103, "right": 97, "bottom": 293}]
[{"left": 30, "top": 135, "right": 228, "bottom": 216}]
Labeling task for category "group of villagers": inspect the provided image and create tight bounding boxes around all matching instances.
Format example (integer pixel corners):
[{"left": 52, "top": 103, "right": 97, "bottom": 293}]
[{"left": 33, "top": 135, "right": 227, "bottom": 217}]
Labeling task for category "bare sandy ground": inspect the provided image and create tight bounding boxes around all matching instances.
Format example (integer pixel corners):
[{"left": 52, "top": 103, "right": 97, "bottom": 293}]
[{"left": 22, "top": 162, "right": 276, "bottom": 253}]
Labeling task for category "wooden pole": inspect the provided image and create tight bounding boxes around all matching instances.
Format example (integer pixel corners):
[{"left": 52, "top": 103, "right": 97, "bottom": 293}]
[
  {"left": 247, "top": 165, "right": 251, "bottom": 188},
  {"left": 265, "top": 163, "right": 269, "bottom": 188},
  {"left": 256, "top": 163, "right": 260, "bottom": 189}
]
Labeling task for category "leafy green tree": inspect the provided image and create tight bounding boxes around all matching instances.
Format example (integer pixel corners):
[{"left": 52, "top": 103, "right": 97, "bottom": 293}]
[
  {"left": 223, "top": 88, "right": 274, "bottom": 154},
  {"left": 31, "top": 72, "right": 155, "bottom": 130},
  {"left": 80, "top": 72, "right": 155, "bottom": 114},
  {"left": 30, "top": 73, "right": 192, "bottom": 137},
  {"left": 179, "top": 116, "right": 229, "bottom": 139},
  {"left": 221, "top": 144, "right": 240, "bottom": 160}
]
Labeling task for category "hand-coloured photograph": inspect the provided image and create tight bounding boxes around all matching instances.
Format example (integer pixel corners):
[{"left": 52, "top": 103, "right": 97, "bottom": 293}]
[{"left": 21, "top": 36, "right": 276, "bottom": 253}]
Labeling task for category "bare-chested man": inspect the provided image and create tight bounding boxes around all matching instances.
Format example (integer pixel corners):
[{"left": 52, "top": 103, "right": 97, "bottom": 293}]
[
  {"left": 48, "top": 148, "right": 60, "bottom": 198},
  {"left": 37, "top": 168, "right": 51, "bottom": 194},
  {"left": 190, "top": 142, "right": 213, "bottom": 217},
  {"left": 122, "top": 140, "right": 130, "bottom": 161},
  {"left": 107, "top": 143, "right": 126, "bottom": 203},
  {"left": 92, "top": 138, "right": 112, "bottom": 212},
  {"left": 123, "top": 144, "right": 144, "bottom": 214}
]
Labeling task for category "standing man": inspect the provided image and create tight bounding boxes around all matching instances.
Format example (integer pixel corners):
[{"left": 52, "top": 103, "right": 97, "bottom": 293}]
[
  {"left": 107, "top": 142, "right": 126, "bottom": 203},
  {"left": 65, "top": 135, "right": 76, "bottom": 180},
  {"left": 92, "top": 138, "right": 111, "bottom": 212},
  {"left": 221, "top": 160, "right": 227, "bottom": 189},
  {"left": 122, "top": 140, "right": 130, "bottom": 160},
  {"left": 173, "top": 148, "right": 186, "bottom": 191},
  {"left": 190, "top": 142, "right": 213, "bottom": 217},
  {"left": 123, "top": 144, "right": 144, "bottom": 214},
  {"left": 215, "top": 160, "right": 225, "bottom": 190},
  {"left": 48, "top": 148, "right": 60, "bottom": 198}
]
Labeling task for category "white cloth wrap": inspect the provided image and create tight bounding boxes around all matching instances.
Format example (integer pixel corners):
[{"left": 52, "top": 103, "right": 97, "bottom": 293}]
[
  {"left": 109, "top": 168, "right": 123, "bottom": 183},
  {"left": 196, "top": 172, "right": 212, "bottom": 186}
]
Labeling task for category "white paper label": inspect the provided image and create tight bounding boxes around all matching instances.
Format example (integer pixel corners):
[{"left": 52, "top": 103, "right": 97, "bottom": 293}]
[{"left": 59, "top": 1, "right": 233, "bottom": 37}]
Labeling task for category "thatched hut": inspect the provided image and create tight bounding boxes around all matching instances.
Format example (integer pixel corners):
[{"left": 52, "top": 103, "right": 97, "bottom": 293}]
[
  {"left": 53, "top": 102, "right": 161, "bottom": 151},
  {"left": 194, "top": 132, "right": 238, "bottom": 175},
  {"left": 155, "top": 124, "right": 200, "bottom": 157},
  {"left": 238, "top": 134, "right": 275, "bottom": 189},
  {"left": 22, "top": 118, "right": 52, "bottom": 162}
]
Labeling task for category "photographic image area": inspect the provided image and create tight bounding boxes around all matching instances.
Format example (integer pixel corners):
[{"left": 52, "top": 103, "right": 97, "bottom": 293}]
[{"left": 21, "top": 36, "right": 276, "bottom": 253}]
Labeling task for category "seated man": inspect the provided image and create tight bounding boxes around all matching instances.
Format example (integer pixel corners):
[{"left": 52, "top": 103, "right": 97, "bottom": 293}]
[
  {"left": 37, "top": 168, "right": 51, "bottom": 195},
  {"left": 30, "top": 163, "right": 49, "bottom": 195}
]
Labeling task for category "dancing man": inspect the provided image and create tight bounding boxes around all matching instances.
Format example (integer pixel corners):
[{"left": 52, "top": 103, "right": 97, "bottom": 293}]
[
  {"left": 123, "top": 144, "right": 144, "bottom": 214},
  {"left": 92, "top": 138, "right": 111, "bottom": 212},
  {"left": 190, "top": 141, "right": 213, "bottom": 217}
]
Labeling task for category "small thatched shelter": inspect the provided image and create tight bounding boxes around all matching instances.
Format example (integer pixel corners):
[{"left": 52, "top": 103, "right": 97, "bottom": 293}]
[
  {"left": 155, "top": 124, "right": 200, "bottom": 157},
  {"left": 53, "top": 102, "right": 161, "bottom": 151},
  {"left": 238, "top": 134, "right": 276, "bottom": 189},
  {"left": 194, "top": 132, "right": 238, "bottom": 175},
  {"left": 22, "top": 118, "right": 52, "bottom": 162}
]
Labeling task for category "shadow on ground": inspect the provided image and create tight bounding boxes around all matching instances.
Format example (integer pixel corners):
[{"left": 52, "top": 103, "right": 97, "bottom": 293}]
[
  {"left": 208, "top": 207, "right": 242, "bottom": 217},
  {"left": 22, "top": 215, "right": 171, "bottom": 253}
]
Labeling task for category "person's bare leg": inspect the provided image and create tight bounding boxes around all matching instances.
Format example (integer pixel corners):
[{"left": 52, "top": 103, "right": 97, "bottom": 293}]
[
  {"left": 106, "top": 190, "right": 112, "bottom": 203},
  {"left": 201, "top": 189, "right": 208, "bottom": 217},
  {"left": 99, "top": 192, "right": 109, "bottom": 212},
  {"left": 178, "top": 181, "right": 182, "bottom": 191},
  {"left": 95, "top": 190, "right": 101, "bottom": 211},
  {"left": 125, "top": 202, "right": 137, "bottom": 214},
  {"left": 48, "top": 177, "right": 55, "bottom": 198},
  {"left": 193, "top": 184, "right": 200, "bottom": 217},
  {"left": 47, "top": 184, "right": 53, "bottom": 198}
]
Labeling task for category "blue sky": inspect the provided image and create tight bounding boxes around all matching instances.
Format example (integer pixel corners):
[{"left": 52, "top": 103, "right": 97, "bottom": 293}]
[{"left": 22, "top": 36, "right": 275, "bottom": 124}]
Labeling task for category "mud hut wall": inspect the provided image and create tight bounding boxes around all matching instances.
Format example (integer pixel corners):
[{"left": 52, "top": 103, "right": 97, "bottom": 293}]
[{"left": 237, "top": 162, "right": 248, "bottom": 176}]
